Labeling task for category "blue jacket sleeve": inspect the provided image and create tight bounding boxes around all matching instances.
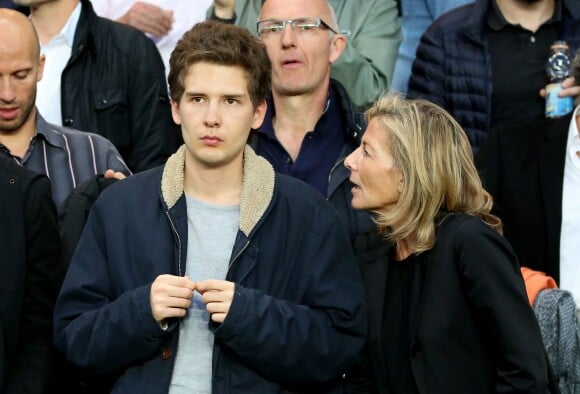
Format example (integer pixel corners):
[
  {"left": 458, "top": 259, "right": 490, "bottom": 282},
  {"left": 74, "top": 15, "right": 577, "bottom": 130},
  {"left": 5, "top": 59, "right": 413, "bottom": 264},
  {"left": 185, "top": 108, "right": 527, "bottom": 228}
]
[
  {"left": 407, "top": 21, "right": 448, "bottom": 108},
  {"left": 474, "top": 126, "right": 502, "bottom": 209},
  {"left": 53, "top": 201, "right": 170, "bottom": 375}
]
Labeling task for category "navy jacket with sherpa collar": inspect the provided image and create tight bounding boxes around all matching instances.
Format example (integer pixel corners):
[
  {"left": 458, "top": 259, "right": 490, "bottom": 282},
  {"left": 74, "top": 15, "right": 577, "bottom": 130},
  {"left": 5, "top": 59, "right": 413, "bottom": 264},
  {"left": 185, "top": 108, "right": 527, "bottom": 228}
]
[{"left": 54, "top": 145, "right": 367, "bottom": 393}]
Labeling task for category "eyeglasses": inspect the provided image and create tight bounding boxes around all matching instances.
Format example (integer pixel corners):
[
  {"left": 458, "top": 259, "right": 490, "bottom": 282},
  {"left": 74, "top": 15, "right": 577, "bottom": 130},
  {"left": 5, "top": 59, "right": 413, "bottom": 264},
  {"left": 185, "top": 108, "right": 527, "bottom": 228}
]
[{"left": 257, "top": 17, "right": 338, "bottom": 37}]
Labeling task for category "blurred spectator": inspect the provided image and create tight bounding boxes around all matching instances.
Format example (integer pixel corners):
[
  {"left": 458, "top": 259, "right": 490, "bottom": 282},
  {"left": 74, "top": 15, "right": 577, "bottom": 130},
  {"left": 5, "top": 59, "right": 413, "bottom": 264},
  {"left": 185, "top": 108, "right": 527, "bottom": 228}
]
[
  {"left": 476, "top": 50, "right": 580, "bottom": 304},
  {"left": 408, "top": 0, "right": 580, "bottom": 151},
  {"left": 249, "top": 0, "right": 377, "bottom": 242},
  {"left": 0, "top": 8, "right": 130, "bottom": 208},
  {"left": 207, "top": 0, "right": 401, "bottom": 110},
  {"left": 0, "top": 0, "right": 27, "bottom": 13},
  {"left": 92, "top": 0, "right": 212, "bottom": 76},
  {"left": 0, "top": 155, "right": 61, "bottom": 394},
  {"left": 391, "top": 0, "right": 473, "bottom": 93},
  {"left": 14, "top": 0, "right": 181, "bottom": 172}
]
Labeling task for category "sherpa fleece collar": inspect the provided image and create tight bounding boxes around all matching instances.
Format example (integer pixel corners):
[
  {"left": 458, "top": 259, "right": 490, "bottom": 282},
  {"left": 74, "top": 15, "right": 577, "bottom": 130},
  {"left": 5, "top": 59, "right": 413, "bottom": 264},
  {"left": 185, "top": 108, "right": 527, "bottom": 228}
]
[{"left": 161, "top": 145, "right": 275, "bottom": 236}]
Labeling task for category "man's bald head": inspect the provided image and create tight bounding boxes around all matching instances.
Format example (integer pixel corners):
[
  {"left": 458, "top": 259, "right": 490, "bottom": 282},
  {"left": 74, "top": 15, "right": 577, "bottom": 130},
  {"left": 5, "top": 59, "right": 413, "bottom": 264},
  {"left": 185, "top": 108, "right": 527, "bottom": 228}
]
[
  {"left": 0, "top": 8, "right": 41, "bottom": 60},
  {"left": 0, "top": 8, "right": 44, "bottom": 135}
]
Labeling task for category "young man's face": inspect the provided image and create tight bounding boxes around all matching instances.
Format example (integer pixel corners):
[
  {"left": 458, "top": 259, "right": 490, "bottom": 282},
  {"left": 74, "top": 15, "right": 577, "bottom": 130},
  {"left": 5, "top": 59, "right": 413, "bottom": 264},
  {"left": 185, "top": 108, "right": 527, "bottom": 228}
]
[{"left": 171, "top": 62, "right": 266, "bottom": 171}]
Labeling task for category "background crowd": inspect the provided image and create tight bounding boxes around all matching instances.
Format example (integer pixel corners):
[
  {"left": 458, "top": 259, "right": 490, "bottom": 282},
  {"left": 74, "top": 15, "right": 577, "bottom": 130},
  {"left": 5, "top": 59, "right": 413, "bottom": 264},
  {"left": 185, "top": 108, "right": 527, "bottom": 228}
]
[{"left": 0, "top": 0, "right": 579, "bottom": 393}]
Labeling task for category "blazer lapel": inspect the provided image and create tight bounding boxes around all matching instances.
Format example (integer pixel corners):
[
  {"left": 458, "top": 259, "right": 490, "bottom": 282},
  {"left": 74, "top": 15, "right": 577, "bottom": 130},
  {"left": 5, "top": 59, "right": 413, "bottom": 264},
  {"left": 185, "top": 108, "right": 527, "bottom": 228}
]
[
  {"left": 355, "top": 233, "right": 391, "bottom": 389},
  {"left": 361, "top": 257, "right": 388, "bottom": 346}
]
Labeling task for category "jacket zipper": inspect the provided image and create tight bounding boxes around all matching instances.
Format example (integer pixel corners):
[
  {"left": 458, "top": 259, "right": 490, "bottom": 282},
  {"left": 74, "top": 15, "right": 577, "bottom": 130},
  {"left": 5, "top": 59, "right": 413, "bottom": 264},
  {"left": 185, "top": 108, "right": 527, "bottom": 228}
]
[
  {"left": 226, "top": 240, "right": 250, "bottom": 279},
  {"left": 328, "top": 158, "right": 344, "bottom": 184},
  {"left": 165, "top": 211, "right": 183, "bottom": 276}
]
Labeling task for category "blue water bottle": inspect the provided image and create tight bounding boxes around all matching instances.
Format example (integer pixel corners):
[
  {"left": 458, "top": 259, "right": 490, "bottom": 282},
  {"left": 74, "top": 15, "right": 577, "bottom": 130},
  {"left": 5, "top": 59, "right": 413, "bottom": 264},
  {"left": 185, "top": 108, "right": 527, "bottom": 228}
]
[{"left": 545, "top": 40, "right": 574, "bottom": 118}]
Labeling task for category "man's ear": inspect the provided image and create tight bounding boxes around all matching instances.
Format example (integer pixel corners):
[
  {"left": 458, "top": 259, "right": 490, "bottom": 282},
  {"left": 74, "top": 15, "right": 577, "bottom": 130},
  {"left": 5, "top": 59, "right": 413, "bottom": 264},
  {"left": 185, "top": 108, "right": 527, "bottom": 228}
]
[
  {"left": 329, "top": 34, "right": 346, "bottom": 64},
  {"left": 171, "top": 99, "right": 182, "bottom": 125},
  {"left": 251, "top": 99, "right": 267, "bottom": 129},
  {"left": 37, "top": 54, "right": 45, "bottom": 82}
]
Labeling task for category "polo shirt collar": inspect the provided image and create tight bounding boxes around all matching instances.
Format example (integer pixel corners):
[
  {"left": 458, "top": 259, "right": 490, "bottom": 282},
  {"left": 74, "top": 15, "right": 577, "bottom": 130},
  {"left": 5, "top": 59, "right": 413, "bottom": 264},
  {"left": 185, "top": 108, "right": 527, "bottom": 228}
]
[
  {"left": 261, "top": 88, "right": 333, "bottom": 140},
  {"left": 487, "top": 0, "right": 562, "bottom": 31}
]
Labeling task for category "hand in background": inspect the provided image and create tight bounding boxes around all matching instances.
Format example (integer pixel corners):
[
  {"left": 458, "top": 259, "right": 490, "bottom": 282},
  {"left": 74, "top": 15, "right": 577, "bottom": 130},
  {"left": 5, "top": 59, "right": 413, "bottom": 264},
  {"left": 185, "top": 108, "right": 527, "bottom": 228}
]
[
  {"left": 104, "top": 169, "right": 127, "bottom": 180},
  {"left": 539, "top": 76, "right": 580, "bottom": 106},
  {"left": 118, "top": 1, "right": 174, "bottom": 37}
]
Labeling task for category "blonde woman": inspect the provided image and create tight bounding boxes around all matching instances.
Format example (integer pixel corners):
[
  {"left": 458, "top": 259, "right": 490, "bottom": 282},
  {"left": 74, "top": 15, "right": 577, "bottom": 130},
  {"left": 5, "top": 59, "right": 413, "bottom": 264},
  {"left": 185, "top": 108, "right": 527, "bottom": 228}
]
[{"left": 344, "top": 94, "right": 551, "bottom": 394}]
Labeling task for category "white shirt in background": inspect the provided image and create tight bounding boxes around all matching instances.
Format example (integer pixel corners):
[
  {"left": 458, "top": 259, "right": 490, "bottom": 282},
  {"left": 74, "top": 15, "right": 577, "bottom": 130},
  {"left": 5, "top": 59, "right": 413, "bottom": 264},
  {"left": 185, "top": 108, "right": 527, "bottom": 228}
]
[
  {"left": 36, "top": 2, "right": 82, "bottom": 126},
  {"left": 559, "top": 105, "right": 580, "bottom": 305},
  {"left": 91, "top": 0, "right": 212, "bottom": 77}
]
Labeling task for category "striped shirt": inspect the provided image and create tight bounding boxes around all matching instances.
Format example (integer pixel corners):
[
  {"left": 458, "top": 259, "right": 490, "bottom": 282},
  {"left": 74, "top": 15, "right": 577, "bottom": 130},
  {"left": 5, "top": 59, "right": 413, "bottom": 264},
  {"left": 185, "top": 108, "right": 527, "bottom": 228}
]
[{"left": 0, "top": 114, "right": 131, "bottom": 210}]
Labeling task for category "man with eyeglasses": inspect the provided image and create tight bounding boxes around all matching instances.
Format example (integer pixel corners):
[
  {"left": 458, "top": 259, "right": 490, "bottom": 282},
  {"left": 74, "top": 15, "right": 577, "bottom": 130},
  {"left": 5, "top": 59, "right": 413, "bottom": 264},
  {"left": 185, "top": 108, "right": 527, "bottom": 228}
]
[
  {"left": 207, "top": 0, "right": 401, "bottom": 110},
  {"left": 245, "top": 0, "right": 377, "bottom": 245}
]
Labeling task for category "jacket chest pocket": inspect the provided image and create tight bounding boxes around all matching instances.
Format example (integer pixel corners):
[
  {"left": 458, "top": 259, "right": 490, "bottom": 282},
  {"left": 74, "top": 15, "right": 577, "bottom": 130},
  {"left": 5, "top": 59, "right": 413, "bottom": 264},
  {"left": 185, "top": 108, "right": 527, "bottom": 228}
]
[{"left": 93, "top": 89, "right": 131, "bottom": 151}]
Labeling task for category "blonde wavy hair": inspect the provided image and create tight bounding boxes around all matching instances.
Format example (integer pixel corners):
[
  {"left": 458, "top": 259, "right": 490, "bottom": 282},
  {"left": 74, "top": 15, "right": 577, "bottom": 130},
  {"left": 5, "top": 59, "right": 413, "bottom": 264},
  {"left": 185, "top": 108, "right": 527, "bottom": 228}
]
[{"left": 369, "top": 93, "right": 502, "bottom": 254}]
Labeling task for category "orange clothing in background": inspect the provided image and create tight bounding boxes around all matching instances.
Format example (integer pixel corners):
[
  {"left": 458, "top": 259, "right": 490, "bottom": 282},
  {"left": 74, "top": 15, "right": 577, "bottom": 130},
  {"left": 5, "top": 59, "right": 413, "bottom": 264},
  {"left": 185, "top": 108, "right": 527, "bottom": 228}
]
[{"left": 521, "top": 267, "right": 558, "bottom": 306}]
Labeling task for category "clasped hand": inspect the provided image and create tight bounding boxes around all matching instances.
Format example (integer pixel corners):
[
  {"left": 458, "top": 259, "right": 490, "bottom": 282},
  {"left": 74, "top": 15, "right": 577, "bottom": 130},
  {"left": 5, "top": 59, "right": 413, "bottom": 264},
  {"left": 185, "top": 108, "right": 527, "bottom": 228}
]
[{"left": 150, "top": 274, "right": 234, "bottom": 324}]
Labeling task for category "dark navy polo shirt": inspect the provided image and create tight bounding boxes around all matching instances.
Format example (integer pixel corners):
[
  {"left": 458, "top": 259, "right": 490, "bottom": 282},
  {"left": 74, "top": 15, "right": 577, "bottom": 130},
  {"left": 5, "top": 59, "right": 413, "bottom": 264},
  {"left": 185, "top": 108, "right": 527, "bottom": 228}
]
[{"left": 254, "top": 87, "right": 348, "bottom": 196}]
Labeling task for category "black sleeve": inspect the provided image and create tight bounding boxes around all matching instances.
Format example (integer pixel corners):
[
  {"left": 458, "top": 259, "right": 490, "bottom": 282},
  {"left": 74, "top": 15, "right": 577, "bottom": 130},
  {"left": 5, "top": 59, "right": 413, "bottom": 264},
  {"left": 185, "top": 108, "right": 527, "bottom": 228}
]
[
  {"left": 456, "top": 219, "right": 549, "bottom": 392},
  {"left": 59, "top": 176, "right": 118, "bottom": 269},
  {"left": 474, "top": 126, "right": 503, "bottom": 216},
  {"left": 126, "top": 33, "right": 181, "bottom": 172},
  {"left": 344, "top": 351, "right": 378, "bottom": 393},
  {"left": 6, "top": 176, "right": 62, "bottom": 394},
  {"left": 474, "top": 126, "right": 501, "bottom": 197}
]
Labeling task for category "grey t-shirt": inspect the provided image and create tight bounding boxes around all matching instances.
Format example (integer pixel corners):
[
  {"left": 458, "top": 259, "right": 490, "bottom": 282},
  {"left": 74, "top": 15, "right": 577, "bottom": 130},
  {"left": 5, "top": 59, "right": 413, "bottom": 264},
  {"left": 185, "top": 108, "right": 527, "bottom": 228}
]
[{"left": 168, "top": 195, "right": 240, "bottom": 394}]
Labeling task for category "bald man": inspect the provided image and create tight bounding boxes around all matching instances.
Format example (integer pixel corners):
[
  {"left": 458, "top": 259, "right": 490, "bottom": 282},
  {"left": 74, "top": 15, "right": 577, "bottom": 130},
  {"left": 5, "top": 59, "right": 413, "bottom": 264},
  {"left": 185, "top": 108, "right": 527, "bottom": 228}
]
[
  {"left": 246, "top": 0, "right": 376, "bottom": 243},
  {"left": 0, "top": 9, "right": 130, "bottom": 209},
  {"left": 207, "top": 0, "right": 401, "bottom": 110},
  {"left": 13, "top": 0, "right": 180, "bottom": 173}
]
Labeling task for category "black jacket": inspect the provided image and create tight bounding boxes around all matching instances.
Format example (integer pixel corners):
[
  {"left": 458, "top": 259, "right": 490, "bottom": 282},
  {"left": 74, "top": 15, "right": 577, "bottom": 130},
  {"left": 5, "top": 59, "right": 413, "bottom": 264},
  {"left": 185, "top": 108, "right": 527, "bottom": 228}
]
[
  {"left": 348, "top": 214, "right": 549, "bottom": 394},
  {"left": 59, "top": 176, "right": 118, "bottom": 269},
  {"left": 475, "top": 114, "right": 571, "bottom": 283},
  {"left": 0, "top": 156, "right": 62, "bottom": 393},
  {"left": 60, "top": 0, "right": 180, "bottom": 172}
]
